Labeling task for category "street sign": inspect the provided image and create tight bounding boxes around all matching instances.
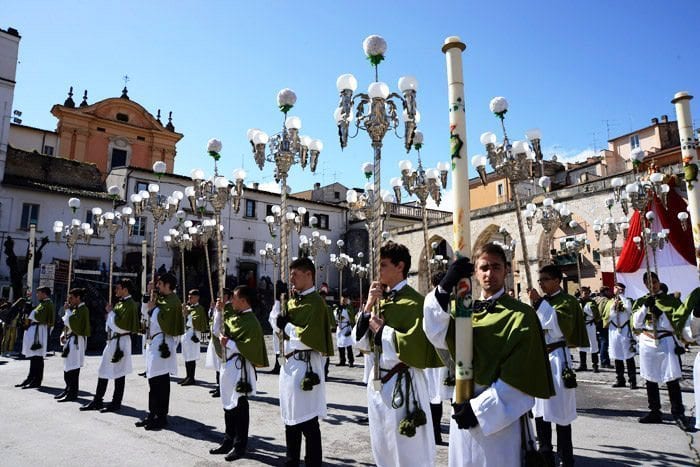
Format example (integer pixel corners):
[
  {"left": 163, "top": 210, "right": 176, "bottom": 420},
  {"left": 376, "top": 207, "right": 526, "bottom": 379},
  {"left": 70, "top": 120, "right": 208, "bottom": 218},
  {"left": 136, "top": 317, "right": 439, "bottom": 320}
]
[{"left": 39, "top": 263, "right": 56, "bottom": 290}]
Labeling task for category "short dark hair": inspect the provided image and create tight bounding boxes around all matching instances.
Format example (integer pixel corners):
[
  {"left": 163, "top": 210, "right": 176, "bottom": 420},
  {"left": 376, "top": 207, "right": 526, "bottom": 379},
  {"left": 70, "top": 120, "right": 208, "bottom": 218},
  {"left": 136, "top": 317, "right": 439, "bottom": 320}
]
[
  {"left": 380, "top": 241, "right": 411, "bottom": 279},
  {"left": 539, "top": 264, "right": 562, "bottom": 281},
  {"left": 37, "top": 286, "right": 51, "bottom": 295},
  {"left": 660, "top": 283, "right": 669, "bottom": 295},
  {"left": 234, "top": 285, "right": 256, "bottom": 308},
  {"left": 188, "top": 289, "right": 200, "bottom": 296},
  {"left": 116, "top": 278, "right": 135, "bottom": 295},
  {"left": 158, "top": 272, "right": 177, "bottom": 290},
  {"left": 473, "top": 242, "right": 507, "bottom": 266},
  {"left": 431, "top": 271, "right": 445, "bottom": 287},
  {"left": 69, "top": 287, "right": 86, "bottom": 300},
  {"left": 222, "top": 287, "right": 233, "bottom": 299},
  {"left": 643, "top": 271, "right": 659, "bottom": 284},
  {"left": 290, "top": 257, "right": 316, "bottom": 283},
  {"left": 614, "top": 282, "right": 625, "bottom": 290}
]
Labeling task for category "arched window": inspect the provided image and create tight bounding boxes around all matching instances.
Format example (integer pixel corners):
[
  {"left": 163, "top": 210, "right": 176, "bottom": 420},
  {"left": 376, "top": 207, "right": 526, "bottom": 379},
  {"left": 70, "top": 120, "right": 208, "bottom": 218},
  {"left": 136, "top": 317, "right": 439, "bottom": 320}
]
[{"left": 107, "top": 136, "right": 131, "bottom": 171}]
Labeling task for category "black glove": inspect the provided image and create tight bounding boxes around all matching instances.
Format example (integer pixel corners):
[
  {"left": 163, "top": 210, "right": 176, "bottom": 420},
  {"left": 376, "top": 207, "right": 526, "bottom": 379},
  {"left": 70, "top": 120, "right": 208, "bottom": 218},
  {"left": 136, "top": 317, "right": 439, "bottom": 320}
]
[
  {"left": 451, "top": 400, "right": 478, "bottom": 429},
  {"left": 692, "top": 300, "right": 700, "bottom": 318},
  {"left": 276, "top": 314, "right": 290, "bottom": 331},
  {"left": 650, "top": 305, "right": 663, "bottom": 319},
  {"left": 645, "top": 296, "right": 662, "bottom": 318},
  {"left": 142, "top": 294, "right": 149, "bottom": 304},
  {"left": 439, "top": 257, "right": 474, "bottom": 292},
  {"left": 355, "top": 312, "right": 370, "bottom": 340},
  {"left": 275, "top": 282, "right": 289, "bottom": 301}
]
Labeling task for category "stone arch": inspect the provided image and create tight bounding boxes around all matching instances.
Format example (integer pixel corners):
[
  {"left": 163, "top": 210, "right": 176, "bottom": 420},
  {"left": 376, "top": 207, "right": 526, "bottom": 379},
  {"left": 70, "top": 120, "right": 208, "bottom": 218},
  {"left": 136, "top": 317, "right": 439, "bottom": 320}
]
[
  {"left": 472, "top": 224, "right": 501, "bottom": 253},
  {"left": 416, "top": 234, "right": 453, "bottom": 295}
]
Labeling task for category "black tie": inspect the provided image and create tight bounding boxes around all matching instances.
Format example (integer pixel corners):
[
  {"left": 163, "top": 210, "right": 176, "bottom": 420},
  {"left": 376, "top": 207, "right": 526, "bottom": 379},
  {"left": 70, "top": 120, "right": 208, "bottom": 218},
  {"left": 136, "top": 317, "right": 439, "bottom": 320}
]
[
  {"left": 383, "top": 290, "right": 398, "bottom": 302},
  {"left": 472, "top": 299, "right": 494, "bottom": 313}
]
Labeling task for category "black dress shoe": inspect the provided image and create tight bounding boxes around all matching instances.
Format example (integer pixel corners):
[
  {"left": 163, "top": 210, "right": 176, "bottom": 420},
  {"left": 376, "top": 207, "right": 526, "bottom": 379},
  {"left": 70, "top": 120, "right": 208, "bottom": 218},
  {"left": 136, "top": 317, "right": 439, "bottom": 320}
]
[
  {"left": 180, "top": 378, "right": 195, "bottom": 386},
  {"left": 57, "top": 394, "right": 77, "bottom": 402},
  {"left": 22, "top": 383, "right": 40, "bottom": 389},
  {"left": 144, "top": 416, "right": 167, "bottom": 431},
  {"left": 15, "top": 379, "right": 30, "bottom": 388},
  {"left": 135, "top": 416, "right": 153, "bottom": 427},
  {"left": 639, "top": 411, "right": 663, "bottom": 424},
  {"left": 80, "top": 400, "right": 103, "bottom": 411},
  {"left": 211, "top": 389, "right": 220, "bottom": 398},
  {"left": 611, "top": 381, "right": 626, "bottom": 388},
  {"left": 100, "top": 404, "right": 121, "bottom": 413},
  {"left": 137, "top": 371, "right": 147, "bottom": 377},
  {"left": 54, "top": 390, "right": 68, "bottom": 399},
  {"left": 224, "top": 450, "right": 245, "bottom": 461},
  {"left": 209, "top": 387, "right": 218, "bottom": 393},
  {"left": 209, "top": 439, "right": 234, "bottom": 455},
  {"left": 674, "top": 415, "right": 694, "bottom": 432}
]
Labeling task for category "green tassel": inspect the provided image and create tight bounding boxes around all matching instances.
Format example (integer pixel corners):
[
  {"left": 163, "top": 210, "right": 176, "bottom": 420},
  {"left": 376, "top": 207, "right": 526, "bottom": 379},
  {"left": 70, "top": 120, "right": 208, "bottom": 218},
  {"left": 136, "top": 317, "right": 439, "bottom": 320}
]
[
  {"left": 366, "top": 55, "right": 385, "bottom": 66},
  {"left": 398, "top": 418, "right": 416, "bottom": 437}
]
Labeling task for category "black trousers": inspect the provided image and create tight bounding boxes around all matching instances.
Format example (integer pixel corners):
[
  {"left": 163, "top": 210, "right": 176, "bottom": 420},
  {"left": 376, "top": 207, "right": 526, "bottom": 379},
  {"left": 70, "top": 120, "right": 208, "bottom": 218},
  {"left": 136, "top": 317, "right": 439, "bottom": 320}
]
[
  {"left": 646, "top": 379, "right": 684, "bottom": 415},
  {"left": 614, "top": 358, "right": 636, "bottom": 385},
  {"left": 224, "top": 396, "right": 250, "bottom": 453},
  {"left": 63, "top": 368, "right": 80, "bottom": 397},
  {"left": 284, "top": 416, "right": 322, "bottom": 467},
  {"left": 148, "top": 374, "right": 170, "bottom": 417},
  {"left": 94, "top": 376, "right": 125, "bottom": 405},
  {"left": 338, "top": 346, "right": 354, "bottom": 365},
  {"left": 27, "top": 356, "right": 44, "bottom": 385},
  {"left": 535, "top": 417, "right": 574, "bottom": 466}
]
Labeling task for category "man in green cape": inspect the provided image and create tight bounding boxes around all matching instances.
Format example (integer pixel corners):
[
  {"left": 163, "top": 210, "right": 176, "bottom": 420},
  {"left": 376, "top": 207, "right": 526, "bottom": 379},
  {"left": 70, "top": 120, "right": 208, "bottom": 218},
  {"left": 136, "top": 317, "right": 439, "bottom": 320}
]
[
  {"left": 81, "top": 278, "right": 141, "bottom": 413},
  {"left": 209, "top": 285, "right": 269, "bottom": 461},
  {"left": 17, "top": 286, "right": 54, "bottom": 389},
  {"left": 424, "top": 242, "right": 554, "bottom": 466},
  {"left": 355, "top": 241, "right": 443, "bottom": 467},
  {"left": 273, "top": 257, "right": 333, "bottom": 467},
  {"left": 180, "top": 288, "right": 209, "bottom": 386},
  {"left": 58, "top": 287, "right": 91, "bottom": 402},
  {"left": 135, "top": 272, "right": 184, "bottom": 431},
  {"left": 529, "top": 264, "right": 586, "bottom": 467},
  {"left": 632, "top": 271, "right": 691, "bottom": 431}
]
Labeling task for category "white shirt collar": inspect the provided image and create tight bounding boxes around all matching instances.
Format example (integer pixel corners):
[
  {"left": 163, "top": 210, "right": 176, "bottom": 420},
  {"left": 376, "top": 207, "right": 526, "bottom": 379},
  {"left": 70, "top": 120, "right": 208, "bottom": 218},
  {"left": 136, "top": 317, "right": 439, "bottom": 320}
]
[
  {"left": 391, "top": 280, "right": 407, "bottom": 292},
  {"left": 299, "top": 286, "right": 316, "bottom": 296},
  {"left": 480, "top": 288, "right": 505, "bottom": 301}
]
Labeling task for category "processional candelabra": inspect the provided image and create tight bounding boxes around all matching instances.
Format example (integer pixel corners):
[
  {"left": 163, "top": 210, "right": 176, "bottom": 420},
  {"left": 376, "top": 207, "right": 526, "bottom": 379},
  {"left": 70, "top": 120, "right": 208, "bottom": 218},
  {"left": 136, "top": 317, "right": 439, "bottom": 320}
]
[
  {"left": 265, "top": 205, "right": 307, "bottom": 300},
  {"left": 390, "top": 131, "right": 449, "bottom": 290},
  {"left": 472, "top": 97, "right": 545, "bottom": 290},
  {"left": 350, "top": 251, "right": 369, "bottom": 308},
  {"left": 52, "top": 198, "right": 94, "bottom": 295},
  {"left": 593, "top": 198, "right": 630, "bottom": 283},
  {"left": 186, "top": 140, "right": 246, "bottom": 307},
  {"left": 560, "top": 235, "right": 589, "bottom": 288},
  {"left": 428, "top": 241, "right": 449, "bottom": 275},
  {"left": 329, "top": 239, "right": 352, "bottom": 304},
  {"left": 164, "top": 211, "right": 193, "bottom": 303},
  {"left": 335, "top": 34, "right": 418, "bottom": 389},
  {"left": 494, "top": 227, "right": 517, "bottom": 292},
  {"left": 190, "top": 218, "right": 217, "bottom": 306},
  {"left": 91, "top": 194, "right": 135, "bottom": 304},
  {"left": 299, "top": 230, "right": 331, "bottom": 269}
]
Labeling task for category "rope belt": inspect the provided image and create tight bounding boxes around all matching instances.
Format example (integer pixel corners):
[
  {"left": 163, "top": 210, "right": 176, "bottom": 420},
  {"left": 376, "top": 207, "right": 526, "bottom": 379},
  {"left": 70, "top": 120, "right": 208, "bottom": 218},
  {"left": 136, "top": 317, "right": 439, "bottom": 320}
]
[
  {"left": 380, "top": 362, "right": 409, "bottom": 384},
  {"left": 642, "top": 330, "right": 673, "bottom": 340},
  {"left": 546, "top": 340, "right": 567, "bottom": 354},
  {"left": 109, "top": 332, "right": 131, "bottom": 340},
  {"left": 585, "top": 319, "right": 596, "bottom": 325},
  {"left": 285, "top": 349, "right": 311, "bottom": 359},
  {"left": 226, "top": 352, "right": 241, "bottom": 362},
  {"left": 610, "top": 321, "right": 630, "bottom": 329},
  {"left": 151, "top": 332, "right": 163, "bottom": 340}
]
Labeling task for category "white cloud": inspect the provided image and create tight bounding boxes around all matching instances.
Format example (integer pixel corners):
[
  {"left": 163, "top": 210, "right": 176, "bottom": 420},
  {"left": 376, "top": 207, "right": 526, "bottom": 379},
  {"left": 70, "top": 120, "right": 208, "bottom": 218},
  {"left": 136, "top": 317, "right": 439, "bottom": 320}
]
[
  {"left": 543, "top": 146, "right": 597, "bottom": 164},
  {"left": 425, "top": 188, "right": 454, "bottom": 212}
]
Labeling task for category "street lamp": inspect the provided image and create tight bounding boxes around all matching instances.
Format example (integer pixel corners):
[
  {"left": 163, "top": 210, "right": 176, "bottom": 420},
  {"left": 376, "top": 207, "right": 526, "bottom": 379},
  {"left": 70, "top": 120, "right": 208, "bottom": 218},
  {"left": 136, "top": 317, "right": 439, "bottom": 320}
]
[
  {"left": 560, "top": 234, "right": 589, "bottom": 288},
  {"left": 247, "top": 88, "right": 322, "bottom": 300},
  {"left": 472, "top": 97, "right": 545, "bottom": 290},
  {"left": 391, "top": 131, "right": 448, "bottom": 290},
  {"left": 330, "top": 239, "right": 352, "bottom": 303},
  {"left": 190, "top": 218, "right": 217, "bottom": 306},
  {"left": 350, "top": 251, "right": 369, "bottom": 308},
  {"left": 91, "top": 205, "right": 134, "bottom": 304},
  {"left": 633, "top": 212, "right": 668, "bottom": 278}
]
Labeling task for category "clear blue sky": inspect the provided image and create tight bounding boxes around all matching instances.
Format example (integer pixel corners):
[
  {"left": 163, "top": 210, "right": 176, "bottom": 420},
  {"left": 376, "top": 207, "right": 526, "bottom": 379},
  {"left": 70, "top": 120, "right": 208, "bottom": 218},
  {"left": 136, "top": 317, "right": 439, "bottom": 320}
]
[{"left": 6, "top": 0, "right": 700, "bottom": 208}]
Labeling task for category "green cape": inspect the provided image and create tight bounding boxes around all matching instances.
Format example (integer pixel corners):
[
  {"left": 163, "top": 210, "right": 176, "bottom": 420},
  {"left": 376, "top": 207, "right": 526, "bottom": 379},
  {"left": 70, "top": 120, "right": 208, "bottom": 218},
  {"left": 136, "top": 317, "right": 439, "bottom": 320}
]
[
  {"left": 186, "top": 303, "right": 209, "bottom": 332},
  {"left": 380, "top": 285, "right": 442, "bottom": 369},
  {"left": 224, "top": 309, "right": 269, "bottom": 367},
  {"left": 547, "top": 292, "right": 589, "bottom": 347},
  {"left": 114, "top": 297, "right": 141, "bottom": 333},
  {"left": 445, "top": 294, "right": 555, "bottom": 399},
  {"left": 673, "top": 287, "right": 700, "bottom": 337},
  {"left": 34, "top": 299, "right": 55, "bottom": 326},
  {"left": 68, "top": 303, "right": 91, "bottom": 337},
  {"left": 580, "top": 298, "right": 601, "bottom": 322},
  {"left": 632, "top": 293, "right": 682, "bottom": 334},
  {"left": 334, "top": 305, "right": 356, "bottom": 326},
  {"left": 326, "top": 304, "right": 337, "bottom": 329},
  {"left": 287, "top": 291, "right": 334, "bottom": 356},
  {"left": 156, "top": 292, "right": 185, "bottom": 336}
]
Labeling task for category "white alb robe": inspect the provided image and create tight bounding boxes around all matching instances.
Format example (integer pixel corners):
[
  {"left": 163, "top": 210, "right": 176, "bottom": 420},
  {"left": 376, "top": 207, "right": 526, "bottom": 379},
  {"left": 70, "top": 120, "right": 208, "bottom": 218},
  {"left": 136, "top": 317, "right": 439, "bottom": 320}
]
[
  {"left": 21, "top": 307, "right": 48, "bottom": 358},
  {"left": 269, "top": 300, "right": 281, "bottom": 354},
  {"left": 423, "top": 288, "right": 534, "bottom": 467},
  {"left": 220, "top": 310, "right": 258, "bottom": 411},
  {"left": 335, "top": 308, "right": 354, "bottom": 348},
  {"left": 181, "top": 313, "right": 202, "bottom": 363},
  {"left": 205, "top": 307, "right": 222, "bottom": 370},
  {"left": 274, "top": 288, "right": 327, "bottom": 426},
  {"left": 97, "top": 309, "right": 133, "bottom": 379},
  {"left": 354, "top": 280, "right": 435, "bottom": 467},
  {"left": 578, "top": 301, "right": 599, "bottom": 353},
  {"left": 608, "top": 295, "right": 636, "bottom": 361},
  {"left": 682, "top": 313, "right": 700, "bottom": 429},
  {"left": 142, "top": 303, "right": 178, "bottom": 379},
  {"left": 62, "top": 307, "right": 87, "bottom": 372},
  {"left": 533, "top": 297, "right": 577, "bottom": 426},
  {"left": 633, "top": 305, "right": 681, "bottom": 383}
]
